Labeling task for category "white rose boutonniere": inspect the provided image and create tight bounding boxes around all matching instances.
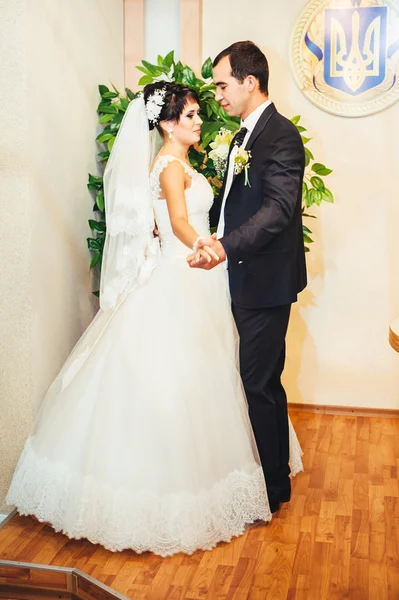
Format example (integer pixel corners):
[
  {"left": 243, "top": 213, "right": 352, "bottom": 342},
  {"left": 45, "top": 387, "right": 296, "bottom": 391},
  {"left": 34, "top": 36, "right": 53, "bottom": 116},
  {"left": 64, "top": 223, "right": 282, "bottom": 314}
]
[{"left": 233, "top": 147, "right": 251, "bottom": 187}]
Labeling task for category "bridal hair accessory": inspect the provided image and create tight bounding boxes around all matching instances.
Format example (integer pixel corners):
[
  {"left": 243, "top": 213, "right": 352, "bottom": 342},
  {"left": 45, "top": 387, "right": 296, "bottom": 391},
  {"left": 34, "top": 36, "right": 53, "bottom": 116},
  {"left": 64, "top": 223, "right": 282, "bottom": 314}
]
[{"left": 145, "top": 86, "right": 167, "bottom": 125}]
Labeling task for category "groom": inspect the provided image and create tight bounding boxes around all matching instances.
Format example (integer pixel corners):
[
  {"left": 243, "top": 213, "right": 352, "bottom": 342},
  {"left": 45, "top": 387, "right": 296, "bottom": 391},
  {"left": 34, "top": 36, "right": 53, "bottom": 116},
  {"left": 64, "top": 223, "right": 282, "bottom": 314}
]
[{"left": 188, "top": 41, "right": 307, "bottom": 513}]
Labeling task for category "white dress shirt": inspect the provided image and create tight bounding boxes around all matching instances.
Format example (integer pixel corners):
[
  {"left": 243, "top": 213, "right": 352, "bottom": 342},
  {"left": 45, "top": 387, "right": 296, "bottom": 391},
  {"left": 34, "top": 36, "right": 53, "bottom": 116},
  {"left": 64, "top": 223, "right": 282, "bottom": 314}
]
[{"left": 216, "top": 99, "right": 272, "bottom": 245}]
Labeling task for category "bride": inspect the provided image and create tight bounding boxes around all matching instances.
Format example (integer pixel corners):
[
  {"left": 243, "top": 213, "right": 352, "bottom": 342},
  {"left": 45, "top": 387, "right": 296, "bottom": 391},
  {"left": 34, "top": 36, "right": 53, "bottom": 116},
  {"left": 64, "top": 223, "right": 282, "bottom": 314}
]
[{"left": 7, "top": 82, "right": 303, "bottom": 557}]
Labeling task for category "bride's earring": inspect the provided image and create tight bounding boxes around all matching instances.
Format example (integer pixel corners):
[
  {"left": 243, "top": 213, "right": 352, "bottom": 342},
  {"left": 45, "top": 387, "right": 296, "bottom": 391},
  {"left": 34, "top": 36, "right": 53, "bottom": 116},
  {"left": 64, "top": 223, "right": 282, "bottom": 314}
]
[{"left": 168, "top": 130, "right": 174, "bottom": 142}]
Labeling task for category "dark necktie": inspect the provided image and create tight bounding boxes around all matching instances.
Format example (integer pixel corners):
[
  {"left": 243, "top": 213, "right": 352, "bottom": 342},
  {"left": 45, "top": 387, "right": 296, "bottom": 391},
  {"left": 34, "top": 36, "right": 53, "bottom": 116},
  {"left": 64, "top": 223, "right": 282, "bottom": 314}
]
[{"left": 233, "top": 126, "right": 248, "bottom": 148}]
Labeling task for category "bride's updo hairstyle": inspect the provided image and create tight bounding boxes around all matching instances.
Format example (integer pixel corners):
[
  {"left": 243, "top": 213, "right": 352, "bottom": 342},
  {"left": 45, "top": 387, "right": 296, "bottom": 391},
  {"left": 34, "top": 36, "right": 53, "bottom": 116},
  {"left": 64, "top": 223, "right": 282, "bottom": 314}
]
[{"left": 143, "top": 81, "right": 200, "bottom": 134}]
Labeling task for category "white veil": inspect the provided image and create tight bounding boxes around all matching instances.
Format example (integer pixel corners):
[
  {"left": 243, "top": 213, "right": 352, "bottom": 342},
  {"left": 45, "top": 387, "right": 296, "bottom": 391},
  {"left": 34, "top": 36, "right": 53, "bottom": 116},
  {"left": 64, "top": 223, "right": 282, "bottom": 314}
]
[{"left": 100, "top": 96, "right": 162, "bottom": 311}]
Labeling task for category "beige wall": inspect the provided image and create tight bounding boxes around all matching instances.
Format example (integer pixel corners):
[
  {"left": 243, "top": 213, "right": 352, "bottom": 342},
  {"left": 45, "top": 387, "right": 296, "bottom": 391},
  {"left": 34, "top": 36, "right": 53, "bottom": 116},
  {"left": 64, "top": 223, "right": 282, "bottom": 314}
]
[
  {"left": 0, "top": 0, "right": 124, "bottom": 513},
  {"left": 203, "top": 0, "right": 399, "bottom": 409},
  {"left": 0, "top": 0, "right": 32, "bottom": 516}
]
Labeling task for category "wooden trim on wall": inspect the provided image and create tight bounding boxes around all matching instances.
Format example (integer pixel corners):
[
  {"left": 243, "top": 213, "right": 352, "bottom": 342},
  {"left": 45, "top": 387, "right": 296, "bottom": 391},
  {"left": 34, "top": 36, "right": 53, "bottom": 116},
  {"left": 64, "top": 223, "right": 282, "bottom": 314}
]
[
  {"left": 0, "top": 560, "right": 129, "bottom": 600},
  {"left": 289, "top": 402, "right": 399, "bottom": 418},
  {"left": 124, "top": 0, "right": 145, "bottom": 91},
  {"left": 180, "top": 0, "right": 203, "bottom": 75},
  {"left": 0, "top": 509, "right": 16, "bottom": 531}
]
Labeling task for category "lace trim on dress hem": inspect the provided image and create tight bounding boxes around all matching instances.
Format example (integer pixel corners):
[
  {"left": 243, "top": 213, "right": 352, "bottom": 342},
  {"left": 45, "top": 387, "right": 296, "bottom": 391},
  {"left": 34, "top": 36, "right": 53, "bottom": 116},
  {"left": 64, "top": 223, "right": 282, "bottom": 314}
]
[{"left": 7, "top": 437, "right": 271, "bottom": 557}]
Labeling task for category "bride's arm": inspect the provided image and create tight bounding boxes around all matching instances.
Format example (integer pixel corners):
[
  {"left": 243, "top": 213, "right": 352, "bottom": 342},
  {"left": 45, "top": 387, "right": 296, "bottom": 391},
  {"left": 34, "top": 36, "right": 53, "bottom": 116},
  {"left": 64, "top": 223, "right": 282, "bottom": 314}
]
[{"left": 159, "top": 161, "right": 199, "bottom": 250}]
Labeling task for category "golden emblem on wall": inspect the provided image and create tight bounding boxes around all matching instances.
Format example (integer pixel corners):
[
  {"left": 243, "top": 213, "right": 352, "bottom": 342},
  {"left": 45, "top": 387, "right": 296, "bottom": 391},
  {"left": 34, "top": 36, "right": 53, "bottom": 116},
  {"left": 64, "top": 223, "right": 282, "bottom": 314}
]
[{"left": 291, "top": 0, "right": 399, "bottom": 116}]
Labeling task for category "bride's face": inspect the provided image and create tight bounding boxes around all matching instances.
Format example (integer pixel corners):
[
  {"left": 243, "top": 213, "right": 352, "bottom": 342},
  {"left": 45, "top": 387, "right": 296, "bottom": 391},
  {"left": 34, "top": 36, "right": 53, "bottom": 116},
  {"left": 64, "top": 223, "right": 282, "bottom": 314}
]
[{"left": 169, "top": 99, "right": 202, "bottom": 146}]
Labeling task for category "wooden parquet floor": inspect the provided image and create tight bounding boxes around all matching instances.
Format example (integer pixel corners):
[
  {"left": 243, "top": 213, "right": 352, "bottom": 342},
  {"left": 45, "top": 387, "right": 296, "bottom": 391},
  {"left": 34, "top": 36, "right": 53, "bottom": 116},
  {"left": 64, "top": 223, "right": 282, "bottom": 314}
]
[{"left": 0, "top": 412, "right": 398, "bottom": 600}]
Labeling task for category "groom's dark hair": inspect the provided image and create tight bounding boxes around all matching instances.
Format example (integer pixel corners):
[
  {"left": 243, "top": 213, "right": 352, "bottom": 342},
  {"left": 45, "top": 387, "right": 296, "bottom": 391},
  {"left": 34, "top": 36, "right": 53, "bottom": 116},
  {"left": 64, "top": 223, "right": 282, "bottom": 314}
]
[{"left": 213, "top": 41, "right": 269, "bottom": 94}]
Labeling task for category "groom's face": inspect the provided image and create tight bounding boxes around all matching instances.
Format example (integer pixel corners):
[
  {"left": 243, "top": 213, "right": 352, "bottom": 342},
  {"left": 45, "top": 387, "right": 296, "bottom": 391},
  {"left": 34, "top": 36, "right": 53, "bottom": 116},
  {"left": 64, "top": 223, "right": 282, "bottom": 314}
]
[{"left": 213, "top": 56, "right": 249, "bottom": 119}]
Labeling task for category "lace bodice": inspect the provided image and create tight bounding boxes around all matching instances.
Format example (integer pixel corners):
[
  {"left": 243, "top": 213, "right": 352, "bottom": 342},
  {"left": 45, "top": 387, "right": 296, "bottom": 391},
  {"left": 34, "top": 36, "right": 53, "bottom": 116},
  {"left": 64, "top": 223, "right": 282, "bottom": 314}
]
[{"left": 149, "top": 155, "right": 213, "bottom": 258}]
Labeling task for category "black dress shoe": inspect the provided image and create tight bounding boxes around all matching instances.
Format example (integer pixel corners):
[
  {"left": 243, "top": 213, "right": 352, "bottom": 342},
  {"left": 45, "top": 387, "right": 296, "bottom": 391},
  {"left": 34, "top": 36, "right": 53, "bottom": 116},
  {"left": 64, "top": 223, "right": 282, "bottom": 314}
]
[
  {"left": 269, "top": 501, "right": 281, "bottom": 514},
  {"left": 279, "top": 489, "right": 291, "bottom": 503}
]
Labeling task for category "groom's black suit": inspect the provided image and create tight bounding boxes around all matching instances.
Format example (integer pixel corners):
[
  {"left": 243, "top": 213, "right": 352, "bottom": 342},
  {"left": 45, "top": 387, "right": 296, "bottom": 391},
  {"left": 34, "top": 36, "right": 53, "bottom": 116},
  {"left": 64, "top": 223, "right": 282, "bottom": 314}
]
[{"left": 210, "top": 103, "right": 307, "bottom": 510}]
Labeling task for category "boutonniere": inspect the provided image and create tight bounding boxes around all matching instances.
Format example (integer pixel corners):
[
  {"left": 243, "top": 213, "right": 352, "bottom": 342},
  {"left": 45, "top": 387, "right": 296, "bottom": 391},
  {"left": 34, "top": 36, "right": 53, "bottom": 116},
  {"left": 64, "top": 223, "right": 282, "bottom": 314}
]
[{"left": 233, "top": 147, "right": 252, "bottom": 187}]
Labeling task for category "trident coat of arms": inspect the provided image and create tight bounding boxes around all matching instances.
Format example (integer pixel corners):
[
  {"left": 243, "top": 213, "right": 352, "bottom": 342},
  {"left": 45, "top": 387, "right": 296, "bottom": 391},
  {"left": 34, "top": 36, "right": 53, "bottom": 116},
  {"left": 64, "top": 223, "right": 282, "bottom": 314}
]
[{"left": 291, "top": 0, "right": 399, "bottom": 116}]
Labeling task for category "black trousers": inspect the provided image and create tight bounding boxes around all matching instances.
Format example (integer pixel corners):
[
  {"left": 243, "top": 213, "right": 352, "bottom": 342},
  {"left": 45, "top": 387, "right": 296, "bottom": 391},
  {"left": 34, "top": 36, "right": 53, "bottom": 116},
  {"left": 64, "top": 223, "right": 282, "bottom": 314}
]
[{"left": 232, "top": 302, "right": 292, "bottom": 508}]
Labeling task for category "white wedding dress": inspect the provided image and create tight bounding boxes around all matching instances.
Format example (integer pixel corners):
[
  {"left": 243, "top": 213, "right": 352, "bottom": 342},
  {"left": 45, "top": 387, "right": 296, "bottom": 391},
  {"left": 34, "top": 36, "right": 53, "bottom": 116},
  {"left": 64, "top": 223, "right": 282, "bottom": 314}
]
[{"left": 7, "top": 155, "right": 303, "bottom": 557}]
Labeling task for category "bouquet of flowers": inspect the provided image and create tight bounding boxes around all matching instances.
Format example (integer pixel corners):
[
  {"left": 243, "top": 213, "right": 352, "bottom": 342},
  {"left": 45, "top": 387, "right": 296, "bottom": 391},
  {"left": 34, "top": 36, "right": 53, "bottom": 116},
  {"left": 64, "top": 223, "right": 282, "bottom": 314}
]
[{"left": 208, "top": 127, "right": 235, "bottom": 178}]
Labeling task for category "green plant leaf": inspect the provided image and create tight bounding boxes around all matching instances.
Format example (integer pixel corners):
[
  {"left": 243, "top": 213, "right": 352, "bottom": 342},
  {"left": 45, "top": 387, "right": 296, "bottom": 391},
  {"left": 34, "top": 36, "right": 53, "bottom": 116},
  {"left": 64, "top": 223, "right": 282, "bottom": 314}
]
[
  {"left": 89, "top": 219, "right": 106, "bottom": 232},
  {"left": 310, "top": 176, "right": 325, "bottom": 191},
  {"left": 304, "top": 246, "right": 310, "bottom": 253},
  {"left": 97, "top": 151, "right": 110, "bottom": 163},
  {"left": 125, "top": 87, "right": 137, "bottom": 100},
  {"left": 200, "top": 121, "right": 224, "bottom": 148},
  {"left": 302, "top": 212, "right": 317, "bottom": 218},
  {"left": 182, "top": 66, "right": 196, "bottom": 86},
  {"left": 200, "top": 84, "right": 216, "bottom": 93},
  {"left": 108, "top": 136, "right": 116, "bottom": 152},
  {"left": 304, "top": 147, "right": 314, "bottom": 166},
  {"left": 99, "top": 113, "right": 114, "bottom": 123},
  {"left": 306, "top": 189, "right": 315, "bottom": 207},
  {"left": 87, "top": 174, "right": 103, "bottom": 191},
  {"left": 87, "top": 237, "right": 102, "bottom": 251},
  {"left": 98, "top": 102, "right": 118, "bottom": 114},
  {"left": 302, "top": 224, "right": 313, "bottom": 234},
  {"left": 173, "top": 60, "right": 184, "bottom": 81},
  {"left": 90, "top": 253, "right": 101, "bottom": 269},
  {"left": 102, "top": 91, "right": 119, "bottom": 99},
  {"left": 164, "top": 50, "right": 174, "bottom": 68},
  {"left": 138, "top": 75, "right": 154, "bottom": 86},
  {"left": 189, "top": 148, "right": 206, "bottom": 168},
  {"left": 136, "top": 66, "right": 152, "bottom": 75},
  {"left": 296, "top": 126, "right": 307, "bottom": 132},
  {"left": 201, "top": 57, "right": 213, "bottom": 79},
  {"left": 313, "top": 190, "right": 323, "bottom": 205},
  {"left": 302, "top": 181, "right": 308, "bottom": 195},
  {"left": 110, "top": 113, "right": 124, "bottom": 127},
  {"left": 98, "top": 84, "right": 109, "bottom": 97},
  {"left": 322, "top": 188, "right": 334, "bottom": 203},
  {"left": 291, "top": 115, "right": 301, "bottom": 125},
  {"left": 303, "top": 233, "right": 314, "bottom": 243},
  {"left": 301, "top": 136, "right": 312, "bottom": 144},
  {"left": 305, "top": 147, "right": 314, "bottom": 161},
  {"left": 92, "top": 290, "right": 100, "bottom": 297},
  {"left": 141, "top": 59, "right": 159, "bottom": 74},
  {"left": 96, "top": 132, "right": 113, "bottom": 143},
  {"left": 312, "top": 162, "right": 333, "bottom": 176},
  {"left": 222, "top": 120, "right": 240, "bottom": 132},
  {"left": 96, "top": 191, "right": 105, "bottom": 212},
  {"left": 195, "top": 76, "right": 205, "bottom": 87},
  {"left": 164, "top": 51, "right": 174, "bottom": 68}
]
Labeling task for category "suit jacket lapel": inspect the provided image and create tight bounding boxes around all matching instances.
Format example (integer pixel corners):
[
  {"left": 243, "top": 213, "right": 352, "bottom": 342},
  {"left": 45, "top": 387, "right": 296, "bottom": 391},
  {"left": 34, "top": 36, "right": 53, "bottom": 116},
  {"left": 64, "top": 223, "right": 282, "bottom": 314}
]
[
  {"left": 229, "top": 103, "right": 277, "bottom": 188},
  {"left": 245, "top": 102, "right": 276, "bottom": 151}
]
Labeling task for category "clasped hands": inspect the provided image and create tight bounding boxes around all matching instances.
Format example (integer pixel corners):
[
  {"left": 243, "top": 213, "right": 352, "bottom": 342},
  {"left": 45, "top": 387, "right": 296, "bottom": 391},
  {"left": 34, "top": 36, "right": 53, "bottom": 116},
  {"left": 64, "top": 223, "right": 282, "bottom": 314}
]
[{"left": 187, "top": 234, "right": 226, "bottom": 270}]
